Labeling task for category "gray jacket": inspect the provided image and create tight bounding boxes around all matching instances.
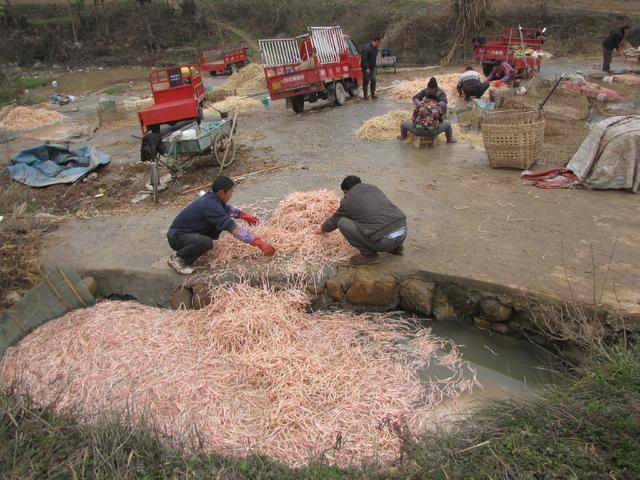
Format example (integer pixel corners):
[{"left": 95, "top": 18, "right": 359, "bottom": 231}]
[{"left": 322, "top": 183, "right": 406, "bottom": 241}]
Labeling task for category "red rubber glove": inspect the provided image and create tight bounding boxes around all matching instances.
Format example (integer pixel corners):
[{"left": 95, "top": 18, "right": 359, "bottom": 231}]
[
  {"left": 251, "top": 237, "right": 276, "bottom": 256},
  {"left": 239, "top": 211, "right": 259, "bottom": 226}
]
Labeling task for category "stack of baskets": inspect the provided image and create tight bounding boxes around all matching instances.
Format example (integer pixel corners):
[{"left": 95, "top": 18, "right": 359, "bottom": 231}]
[{"left": 481, "top": 109, "right": 545, "bottom": 169}]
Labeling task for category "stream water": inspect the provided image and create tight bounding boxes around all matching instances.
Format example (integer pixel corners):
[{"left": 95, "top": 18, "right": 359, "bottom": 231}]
[{"left": 415, "top": 319, "right": 560, "bottom": 405}]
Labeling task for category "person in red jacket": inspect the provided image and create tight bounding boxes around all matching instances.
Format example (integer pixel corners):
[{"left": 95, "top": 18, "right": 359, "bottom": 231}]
[{"left": 167, "top": 176, "right": 275, "bottom": 274}]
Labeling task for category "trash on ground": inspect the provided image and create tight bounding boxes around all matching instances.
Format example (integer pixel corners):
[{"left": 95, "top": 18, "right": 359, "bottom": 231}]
[{"left": 6, "top": 144, "right": 110, "bottom": 187}]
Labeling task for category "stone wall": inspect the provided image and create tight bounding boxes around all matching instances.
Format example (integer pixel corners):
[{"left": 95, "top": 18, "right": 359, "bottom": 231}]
[{"left": 170, "top": 264, "right": 639, "bottom": 366}]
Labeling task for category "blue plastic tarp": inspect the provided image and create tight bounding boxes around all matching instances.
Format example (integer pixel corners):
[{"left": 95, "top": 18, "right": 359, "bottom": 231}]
[{"left": 6, "top": 144, "right": 111, "bottom": 187}]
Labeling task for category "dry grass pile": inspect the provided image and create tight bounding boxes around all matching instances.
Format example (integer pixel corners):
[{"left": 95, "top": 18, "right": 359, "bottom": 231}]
[
  {"left": 386, "top": 74, "right": 462, "bottom": 106},
  {"left": 354, "top": 110, "right": 411, "bottom": 141},
  {"left": 209, "top": 190, "right": 356, "bottom": 278},
  {"left": 0, "top": 106, "right": 64, "bottom": 131},
  {"left": 0, "top": 283, "right": 476, "bottom": 467},
  {"left": 205, "top": 96, "right": 262, "bottom": 114},
  {"left": 221, "top": 63, "right": 267, "bottom": 94},
  {"left": 123, "top": 97, "right": 153, "bottom": 112},
  {"left": 614, "top": 73, "right": 640, "bottom": 86}
]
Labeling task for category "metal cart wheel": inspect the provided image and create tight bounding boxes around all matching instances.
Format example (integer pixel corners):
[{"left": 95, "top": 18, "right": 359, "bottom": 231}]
[
  {"left": 213, "top": 131, "right": 237, "bottom": 168},
  {"left": 150, "top": 160, "right": 160, "bottom": 203}
]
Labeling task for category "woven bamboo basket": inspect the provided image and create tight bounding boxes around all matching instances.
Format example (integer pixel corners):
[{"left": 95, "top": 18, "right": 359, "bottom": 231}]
[{"left": 481, "top": 109, "right": 545, "bottom": 169}]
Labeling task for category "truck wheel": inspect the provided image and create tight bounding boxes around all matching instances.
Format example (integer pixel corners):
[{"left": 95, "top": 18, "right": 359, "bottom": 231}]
[
  {"left": 230, "top": 64, "right": 238, "bottom": 74},
  {"left": 291, "top": 95, "right": 305, "bottom": 113},
  {"left": 150, "top": 125, "right": 160, "bottom": 134},
  {"left": 482, "top": 62, "right": 494, "bottom": 76},
  {"left": 209, "top": 71, "right": 217, "bottom": 77},
  {"left": 334, "top": 82, "right": 347, "bottom": 106}
]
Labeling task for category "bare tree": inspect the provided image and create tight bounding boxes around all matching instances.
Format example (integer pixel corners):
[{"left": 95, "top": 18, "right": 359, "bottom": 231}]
[{"left": 442, "top": 0, "right": 491, "bottom": 65}]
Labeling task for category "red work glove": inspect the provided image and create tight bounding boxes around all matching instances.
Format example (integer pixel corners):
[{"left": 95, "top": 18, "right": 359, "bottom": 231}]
[
  {"left": 239, "top": 211, "right": 259, "bottom": 226},
  {"left": 251, "top": 237, "right": 276, "bottom": 256}
]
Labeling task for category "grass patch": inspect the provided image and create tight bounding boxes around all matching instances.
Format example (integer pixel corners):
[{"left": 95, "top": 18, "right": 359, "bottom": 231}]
[
  {"left": 0, "top": 340, "right": 638, "bottom": 478},
  {"left": 17, "top": 78, "right": 48, "bottom": 90},
  {"left": 100, "top": 83, "right": 130, "bottom": 95}
]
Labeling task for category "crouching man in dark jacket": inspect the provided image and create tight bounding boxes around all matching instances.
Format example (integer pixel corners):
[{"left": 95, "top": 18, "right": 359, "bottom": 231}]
[
  {"left": 167, "top": 175, "right": 275, "bottom": 274},
  {"left": 319, "top": 176, "right": 407, "bottom": 265}
]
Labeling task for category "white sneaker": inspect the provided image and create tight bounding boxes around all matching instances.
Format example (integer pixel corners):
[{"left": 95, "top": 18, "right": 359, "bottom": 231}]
[{"left": 167, "top": 255, "right": 194, "bottom": 275}]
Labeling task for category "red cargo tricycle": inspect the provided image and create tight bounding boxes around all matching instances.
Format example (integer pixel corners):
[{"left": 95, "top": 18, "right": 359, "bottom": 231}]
[
  {"left": 138, "top": 64, "right": 206, "bottom": 134},
  {"left": 473, "top": 27, "right": 545, "bottom": 79},
  {"left": 198, "top": 44, "right": 249, "bottom": 76},
  {"left": 259, "top": 26, "right": 363, "bottom": 113}
]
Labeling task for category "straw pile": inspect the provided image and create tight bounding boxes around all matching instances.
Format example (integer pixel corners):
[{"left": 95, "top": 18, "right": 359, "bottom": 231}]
[
  {"left": 386, "top": 73, "right": 462, "bottom": 106},
  {"left": 209, "top": 190, "right": 356, "bottom": 278},
  {"left": 221, "top": 63, "right": 267, "bottom": 94},
  {"left": 0, "top": 283, "right": 476, "bottom": 467},
  {"left": 0, "top": 106, "right": 64, "bottom": 131},
  {"left": 205, "top": 96, "right": 262, "bottom": 115},
  {"left": 615, "top": 73, "right": 640, "bottom": 86},
  {"left": 123, "top": 97, "right": 154, "bottom": 112},
  {"left": 354, "top": 110, "right": 412, "bottom": 141}
]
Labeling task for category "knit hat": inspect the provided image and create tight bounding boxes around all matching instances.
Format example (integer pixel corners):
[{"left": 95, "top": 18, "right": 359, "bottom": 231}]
[
  {"left": 427, "top": 77, "right": 438, "bottom": 88},
  {"left": 340, "top": 175, "right": 362, "bottom": 191}
]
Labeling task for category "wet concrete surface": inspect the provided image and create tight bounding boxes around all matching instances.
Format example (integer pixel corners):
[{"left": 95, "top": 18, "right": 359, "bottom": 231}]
[{"left": 40, "top": 83, "right": 640, "bottom": 314}]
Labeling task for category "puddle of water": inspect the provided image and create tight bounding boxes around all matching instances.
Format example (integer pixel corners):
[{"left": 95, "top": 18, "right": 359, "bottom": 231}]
[
  {"left": 413, "top": 319, "right": 560, "bottom": 404},
  {"left": 55, "top": 67, "right": 149, "bottom": 93}
]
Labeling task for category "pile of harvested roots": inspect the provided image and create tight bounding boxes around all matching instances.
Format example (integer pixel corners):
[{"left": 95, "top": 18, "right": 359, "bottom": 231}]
[
  {"left": 386, "top": 74, "right": 463, "bottom": 106},
  {"left": 221, "top": 63, "right": 267, "bottom": 94},
  {"left": 0, "top": 106, "right": 64, "bottom": 131},
  {"left": 0, "top": 283, "right": 476, "bottom": 467},
  {"left": 209, "top": 190, "right": 356, "bottom": 279},
  {"left": 355, "top": 110, "right": 412, "bottom": 141}
]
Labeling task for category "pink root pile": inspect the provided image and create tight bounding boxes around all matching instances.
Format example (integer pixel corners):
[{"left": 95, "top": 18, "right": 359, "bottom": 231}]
[
  {"left": 208, "top": 190, "right": 356, "bottom": 278},
  {"left": 0, "top": 283, "right": 476, "bottom": 467}
]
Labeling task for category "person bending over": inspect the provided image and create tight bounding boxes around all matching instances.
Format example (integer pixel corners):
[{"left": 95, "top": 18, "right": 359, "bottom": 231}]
[
  {"left": 457, "top": 66, "right": 489, "bottom": 100},
  {"left": 398, "top": 97, "right": 457, "bottom": 144},
  {"left": 412, "top": 77, "right": 448, "bottom": 113},
  {"left": 319, "top": 176, "right": 407, "bottom": 265},
  {"left": 166, "top": 175, "right": 275, "bottom": 274},
  {"left": 486, "top": 60, "right": 515, "bottom": 83}
]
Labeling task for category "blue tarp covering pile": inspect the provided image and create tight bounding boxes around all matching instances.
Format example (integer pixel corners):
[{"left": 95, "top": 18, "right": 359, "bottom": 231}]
[{"left": 6, "top": 144, "right": 111, "bottom": 187}]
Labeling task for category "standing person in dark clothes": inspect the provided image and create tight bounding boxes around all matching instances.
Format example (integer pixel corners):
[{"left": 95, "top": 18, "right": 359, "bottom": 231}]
[
  {"left": 456, "top": 66, "right": 489, "bottom": 100},
  {"left": 412, "top": 77, "right": 448, "bottom": 113},
  {"left": 319, "top": 176, "right": 407, "bottom": 265},
  {"left": 602, "top": 25, "right": 631, "bottom": 72},
  {"left": 361, "top": 35, "right": 382, "bottom": 100},
  {"left": 166, "top": 176, "right": 275, "bottom": 274}
]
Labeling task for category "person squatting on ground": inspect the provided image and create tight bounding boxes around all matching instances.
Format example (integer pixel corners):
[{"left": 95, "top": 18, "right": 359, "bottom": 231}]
[
  {"left": 412, "top": 77, "right": 448, "bottom": 114},
  {"left": 602, "top": 25, "right": 631, "bottom": 72},
  {"left": 457, "top": 66, "right": 489, "bottom": 100},
  {"left": 166, "top": 176, "right": 276, "bottom": 274},
  {"left": 486, "top": 60, "right": 516, "bottom": 83},
  {"left": 398, "top": 97, "right": 457, "bottom": 144},
  {"left": 361, "top": 35, "right": 381, "bottom": 100},
  {"left": 319, "top": 176, "right": 407, "bottom": 265}
]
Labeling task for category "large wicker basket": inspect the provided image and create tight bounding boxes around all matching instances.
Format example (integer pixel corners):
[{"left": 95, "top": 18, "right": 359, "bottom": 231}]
[{"left": 481, "top": 109, "right": 545, "bottom": 169}]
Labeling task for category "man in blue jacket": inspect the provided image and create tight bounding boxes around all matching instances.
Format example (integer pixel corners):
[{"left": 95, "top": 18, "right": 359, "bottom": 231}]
[{"left": 167, "top": 176, "right": 275, "bottom": 274}]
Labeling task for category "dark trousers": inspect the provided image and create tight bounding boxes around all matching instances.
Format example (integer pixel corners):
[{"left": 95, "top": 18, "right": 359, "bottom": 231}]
[
  {"left": 363, "top": 68, "right": 377, "bottom": 96},
  {"left": 337, "top": 217, "right": 406, "bottom": 256},
  {"left": 602, "top": 47, "right": 613, "bottom": 72},
  {"left": 463, "top": 82, "right": 489, "bottom": 100},
  {"left": 400, "top": 120, "right": 453, "bottom": 141},
  {"left": 167, "top": 233, "right": 213, "bottom": 265}
]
